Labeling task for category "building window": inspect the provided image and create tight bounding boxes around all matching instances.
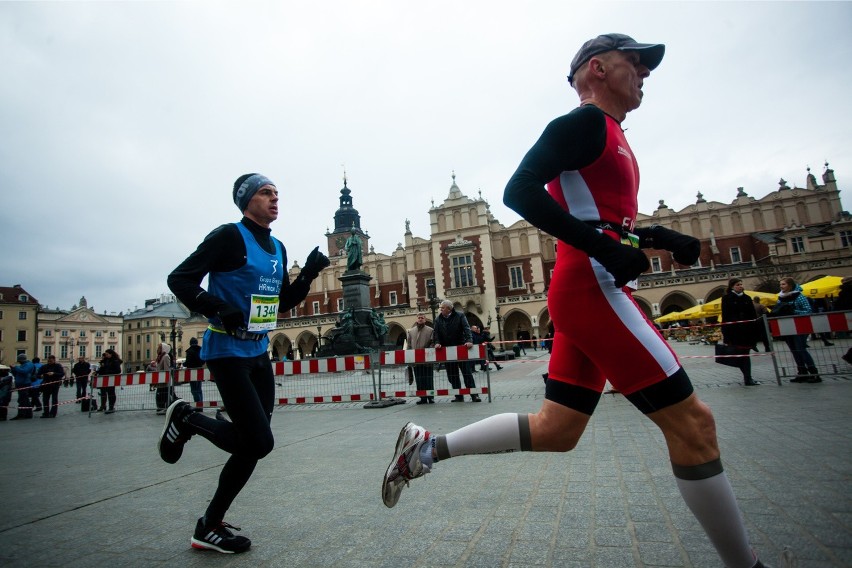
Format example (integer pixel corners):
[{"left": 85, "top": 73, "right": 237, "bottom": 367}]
[
  {"left": 651, "top": 257, "right": 662, "bottom": 273},
  {"left": 312, "top": 301, "right": 320, "bottom": 314},
  {"left": 0, "top": 311, "right": 3, "bottom": 320},
  {"left": 60, "top": 344, "right": 68, "bottom": 359},
  {"left": 337, "top": 298, "right": 344, "bottom": 312},
  {"left": 95, "top": 345, "right": 103, "bottom": 358},
  {"left": 79, "top": 345, "right": 86, "bottom": 358},
  {"left": 17, "top": 330, "right": 27, "bottom": 342},
  {"left": 19, "top": 295, "right": 28, "bottom": 302},
  {"left": 44, "top": 329, "right": 52, "bottom": 337},
  {"left": 61, "top": 329, "right": 69, "bottom": 337},
  {"left": 509, "top": 265, "right": 524, "bottom": 290},
  {"left": 79, "top": 330, "right": 86, "bottom": 338},
  {"left": 146, "top": 334, "right": 151, "bottom": 343},
  {"left": 730, "top": 247, "right": 742, "bottom": 263},
  {"left": 136, "top": 335, "right": 141, "bottom": 344},
  {"left": 128, "top": 337, "right": 133, "bottom": 345},
  {"left": 290, "top": 307, "right": 298, "bottom": 317},
  {"left": 18, "top": 311, "right": 27, "bottom": 320},
  {"left": 43, "top": 345, "right": 52, "bottom": 359},
  {"left": 95, "top": 331, "right": 103, "bottom": 338},
  {"left": 109, "top": 331, "right": 116, "bottom": 338},
  {"left": 451, "top": 254, "right": 475, "bottom": 288},
  {"left": 146, "top": 349, "right": 151, "bottom": 360},
  {"left": 389, "top": 291, "right": 398, "bottom": 305},
  {"left": 790, "top": 236, "right": 805, "bottom": 253},
  {"left": 840, "top": 231, "right": 852, "bottom": 247}
]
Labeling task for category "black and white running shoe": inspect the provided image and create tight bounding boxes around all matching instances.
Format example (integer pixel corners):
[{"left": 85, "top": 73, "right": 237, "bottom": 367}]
[
  {"left": 157, "top": 399, "right": 193, "bottom": 464},
  {"left": 191, "top": 518, "right": 251, "bottom": 553}
]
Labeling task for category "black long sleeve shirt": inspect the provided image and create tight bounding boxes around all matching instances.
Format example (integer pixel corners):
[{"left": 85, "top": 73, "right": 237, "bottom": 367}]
[
  {"left": 502, "top": 104, "right": 610, "bottom": 253},
  {"left": 167, "top": 217, "right": 313, "bottom": 319}
]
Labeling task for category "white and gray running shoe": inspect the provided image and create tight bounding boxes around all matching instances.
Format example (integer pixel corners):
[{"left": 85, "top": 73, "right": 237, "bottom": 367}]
[{"left": 382, "top": 422, "right": 431, "bottom": 508}]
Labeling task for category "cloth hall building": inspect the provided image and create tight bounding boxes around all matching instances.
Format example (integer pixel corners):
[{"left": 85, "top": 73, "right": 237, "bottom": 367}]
[{"left": 269, "top": 164, "right": 852, "bottom": 360}]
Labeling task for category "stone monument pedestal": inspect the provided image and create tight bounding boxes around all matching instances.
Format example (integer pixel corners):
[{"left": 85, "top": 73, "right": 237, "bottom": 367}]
[{"left": 318, "top": 269, "right": 390, "bottom": 357}]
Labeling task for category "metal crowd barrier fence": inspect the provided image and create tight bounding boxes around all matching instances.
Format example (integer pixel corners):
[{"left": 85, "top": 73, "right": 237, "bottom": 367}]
[
  {"left": 83, "top": 345, "right": 491, "bottom": 414},
  {"left": 767, "top": 311, "right": 852, "bottom": 381},
  {"left": 665, "top": 311, "right": 852, "bottom": 386}
]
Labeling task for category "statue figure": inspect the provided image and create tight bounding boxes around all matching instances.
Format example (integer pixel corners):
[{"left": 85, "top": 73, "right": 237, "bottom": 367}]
[
  {"left": 369, "top": 310, "right": 388, "bottom": 339},
  {"left": 345, "top": 227, "right": 362, "bottom": 271},
  {"left": 338, "top": 308, "right": 355, "bottom": 336}
]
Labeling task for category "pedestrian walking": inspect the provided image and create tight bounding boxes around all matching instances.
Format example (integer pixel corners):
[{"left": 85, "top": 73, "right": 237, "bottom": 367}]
[{"left": 720, "top": 278, "right": 760, "bottom": 386}]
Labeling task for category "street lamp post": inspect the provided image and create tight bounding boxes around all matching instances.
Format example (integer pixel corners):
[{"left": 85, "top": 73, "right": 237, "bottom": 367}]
[
  {"left": 495, "top": 304, "right": 504, "bottom": 350},
  {"left": 169, "top": 318, "right": 183, "bottom": 360},
  {"left": 64, "top": 337, "right": 76, "bottom": 371},
  {"left": 426, "top": 281, "right": 438, "bottom": 323},
  {"left": 316, "top": 325, "right": 322, "bottom": 356}
]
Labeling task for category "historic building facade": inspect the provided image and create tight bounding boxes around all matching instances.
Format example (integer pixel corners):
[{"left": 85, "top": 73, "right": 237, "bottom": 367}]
[
  {"left": 19, "top": 164, "right": 850, "bottom": 365},
  {"left": 0, "top": 285, "right": 40, "bottom": 366},
  {"left": 270, "top": 163, "right": 851, "bottom": 357},
  {"left": 36, "top": 296, "right": 124, "bottom": 375}
]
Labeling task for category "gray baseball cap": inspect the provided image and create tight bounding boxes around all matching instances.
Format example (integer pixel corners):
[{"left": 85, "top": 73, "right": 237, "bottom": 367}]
[{"left": 568, "top": 33, "right": 665, "bottom": 85}]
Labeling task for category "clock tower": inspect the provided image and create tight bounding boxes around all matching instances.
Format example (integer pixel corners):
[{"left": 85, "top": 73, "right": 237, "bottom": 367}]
[{"left": 325, "top": 176, "right": 368, "bottom": 258}]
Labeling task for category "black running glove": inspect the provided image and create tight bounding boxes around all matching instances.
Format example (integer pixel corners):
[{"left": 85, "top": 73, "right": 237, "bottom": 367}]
[
  {"left": 217, "top": 305, "right": 245, "bottom": 335},
  {"left": 302, "top": 246, "right": 331, "bottom": 279},
  {"left": 587, "top": 235, "right": 651, "bottom": 288},
  {"left": 635, "top": 225, "right": 701, "bottom": 266}
]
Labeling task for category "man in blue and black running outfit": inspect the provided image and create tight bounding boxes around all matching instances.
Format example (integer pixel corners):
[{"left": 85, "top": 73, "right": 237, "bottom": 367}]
[{"left": 164, "top": 173, "right": 329, "bottom": 553}]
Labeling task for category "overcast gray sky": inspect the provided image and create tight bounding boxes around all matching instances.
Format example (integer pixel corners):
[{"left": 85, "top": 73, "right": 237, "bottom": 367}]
[{"left": 2, "top": 2, "right": 851, "bottom": 315}]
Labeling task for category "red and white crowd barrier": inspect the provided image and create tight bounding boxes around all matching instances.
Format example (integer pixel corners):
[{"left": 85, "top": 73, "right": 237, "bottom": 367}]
[
  {"left": 83, "top": 347, "right": 491, "bottom": 410},
  {"left": 768, "top": 312, "right": 852, "bottom": 337}
]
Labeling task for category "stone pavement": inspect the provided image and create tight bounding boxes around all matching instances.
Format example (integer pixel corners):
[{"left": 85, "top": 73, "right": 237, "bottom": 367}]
[{"left": 0, "top": 341, "right": 850, "bottom": 567}]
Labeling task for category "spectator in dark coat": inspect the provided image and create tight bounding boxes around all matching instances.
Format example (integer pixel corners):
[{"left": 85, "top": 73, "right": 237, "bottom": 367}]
[
  {"left": 37, "top": 355, "right": 65, "bottom": 417},
  {"left": 72, "top": 356, "right": 91, "bottom": 402},
  {"left": 835, "top": 277, "right": 852, "bottom": 365},
  {"left": 433, "top": 300, "right": 480, "bottom": 402},
  {"left": 184, "top": 337, "right": 206, "bottom": 411},
  {"left": 720, "top": 278, "right": 760, "bottom": 386}
]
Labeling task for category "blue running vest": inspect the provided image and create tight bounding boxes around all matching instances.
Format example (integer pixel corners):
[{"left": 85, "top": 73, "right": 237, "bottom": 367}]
[{"left": 201, "top": 222, "right": 284, "bottom": 360}]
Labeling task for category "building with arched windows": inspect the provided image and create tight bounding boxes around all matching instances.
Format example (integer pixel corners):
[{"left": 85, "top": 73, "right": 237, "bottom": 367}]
[{"left": 267, "top": 163, "right": 852, "bottom": 359}]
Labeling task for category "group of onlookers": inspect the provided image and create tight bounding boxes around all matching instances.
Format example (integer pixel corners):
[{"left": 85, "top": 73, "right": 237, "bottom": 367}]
[{"left": 719, "top": 275, "right": 852, "bottom": 385}]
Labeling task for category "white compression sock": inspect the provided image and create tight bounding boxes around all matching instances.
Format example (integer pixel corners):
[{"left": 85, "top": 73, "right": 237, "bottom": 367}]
[
  {"left": 675, "top": 464, "right": 756, "bottom": 568},
  {"left": 435, "top": 413, "right": 531, "bottom": 460}
]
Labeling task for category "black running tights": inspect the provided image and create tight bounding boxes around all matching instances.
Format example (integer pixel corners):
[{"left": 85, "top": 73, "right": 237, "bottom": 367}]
[{"left": 186, "top": 353, "right": 275, "bottom": 525}]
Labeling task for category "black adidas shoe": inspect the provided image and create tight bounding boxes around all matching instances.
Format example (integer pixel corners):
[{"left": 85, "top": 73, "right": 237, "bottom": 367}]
[
  {"left": 191, "top": 518, "right": 251, "bottom": 553},
  {"left": 157, "top": 399, "right": 193, "bottom": 464}
]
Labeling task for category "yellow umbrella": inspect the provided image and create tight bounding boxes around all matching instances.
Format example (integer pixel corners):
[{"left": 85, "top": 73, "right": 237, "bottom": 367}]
[
  {"left": 701, "top": 290, "right": 778, "bottom": 317},
  {"left": 801, "top": 276, "right": 843, "bottom": 298},
  {"left": 654, "top": 303, "right": 706, "bottom": 324},
  {"left": 655, "top": 311, "right": 686, "bottom": 323}
]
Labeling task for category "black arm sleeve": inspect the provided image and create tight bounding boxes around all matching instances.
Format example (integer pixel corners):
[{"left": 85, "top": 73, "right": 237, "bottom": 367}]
[
  {"left": 167, "top": 224, "right": 246, "bottom": 318},
  {"left": 503, "top": 105, "right": 609, "bottom": 253},
  {"left": 276, "top": 241, "right": 315, "bottom": 312}
]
